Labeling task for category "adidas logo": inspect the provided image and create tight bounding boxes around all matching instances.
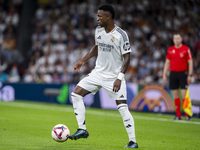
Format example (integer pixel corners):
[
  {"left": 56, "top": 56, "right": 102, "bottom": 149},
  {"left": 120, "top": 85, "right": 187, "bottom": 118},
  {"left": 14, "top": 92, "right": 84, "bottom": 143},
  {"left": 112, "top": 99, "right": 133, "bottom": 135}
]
[
  {"left": 97, "top": 36, "right": 101, "bottom": 39},
  {"left": 119, "top": 95, "right": 124, "bottom": 98},
  {"left": 124, "top": 119, "right": 130, "bottom": 122},
  {"left": 126, "top": 124, "right": 132, "bottom": 128}
]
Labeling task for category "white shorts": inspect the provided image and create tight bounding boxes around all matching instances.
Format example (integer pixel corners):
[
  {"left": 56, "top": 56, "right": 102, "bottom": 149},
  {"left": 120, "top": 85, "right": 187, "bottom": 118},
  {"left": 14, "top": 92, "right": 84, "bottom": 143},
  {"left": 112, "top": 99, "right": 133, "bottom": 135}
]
[{"left": 77, "top": 69, "right": 127, "bottom": 100}]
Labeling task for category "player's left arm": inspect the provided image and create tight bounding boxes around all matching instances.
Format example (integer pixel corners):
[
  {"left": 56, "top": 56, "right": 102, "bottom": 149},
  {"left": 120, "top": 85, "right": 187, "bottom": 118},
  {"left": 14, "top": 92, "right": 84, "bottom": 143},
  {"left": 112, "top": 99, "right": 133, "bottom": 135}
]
[
  {"left": 113, "top": 30, "right": 131, "bottom": 92},
  {"left": 187, "top": 48, "right": 193, "bottom": 85},
  {"left": 121, "top": 52, "right": 131, "bottom": 74},
  {"left": 187, "top": 59, "right": 193, "bottom": 85},
  {"left": 113, "top": 52, "right": 130, "bottom": 92}
]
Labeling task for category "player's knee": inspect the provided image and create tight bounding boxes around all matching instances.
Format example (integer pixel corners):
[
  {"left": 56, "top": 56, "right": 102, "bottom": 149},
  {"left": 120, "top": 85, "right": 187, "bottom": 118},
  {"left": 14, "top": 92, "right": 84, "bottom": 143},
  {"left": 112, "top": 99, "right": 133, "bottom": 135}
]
[
  {"left": 73, "top": 86, "right": 82, "bottom": 94},
  {"left": 71, "top": 92, "right": 83, "bottom": 102},
  {"left": 73, "top": 86, "right": 90, "bottom": 97}
]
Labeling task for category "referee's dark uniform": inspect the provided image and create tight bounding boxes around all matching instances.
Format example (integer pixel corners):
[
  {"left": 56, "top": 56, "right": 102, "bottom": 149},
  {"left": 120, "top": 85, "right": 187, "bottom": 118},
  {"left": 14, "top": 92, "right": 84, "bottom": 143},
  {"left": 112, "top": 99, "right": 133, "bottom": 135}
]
[{"left": 166, "top": 44, "right": 193, "bottom": 118}]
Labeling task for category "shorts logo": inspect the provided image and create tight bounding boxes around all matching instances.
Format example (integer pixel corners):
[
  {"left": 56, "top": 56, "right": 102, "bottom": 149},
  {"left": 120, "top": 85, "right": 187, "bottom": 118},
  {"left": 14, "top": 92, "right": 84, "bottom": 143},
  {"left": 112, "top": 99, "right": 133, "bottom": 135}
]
[
  {"left": 119, "top": 95, "right": 124, "bottom": 98},
  {"left": 123, "top": 42, "right": 130, "bottom": 51}
]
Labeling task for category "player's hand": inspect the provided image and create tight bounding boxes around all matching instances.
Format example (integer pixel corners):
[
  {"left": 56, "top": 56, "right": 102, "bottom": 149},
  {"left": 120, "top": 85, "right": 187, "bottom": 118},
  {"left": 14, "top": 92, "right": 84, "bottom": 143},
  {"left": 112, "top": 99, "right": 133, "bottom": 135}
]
[
  {"left": 187, "top": 76, "right": 192, "bottom": 85},
  {"left": 73, "top": 61, "right": 84, "bottom": 72},
  {"left": 113, "top": 79, "right": 121, "bottom": 92},
  {"left": 162, "top": 74, "right": 167, "bottom": 83}
]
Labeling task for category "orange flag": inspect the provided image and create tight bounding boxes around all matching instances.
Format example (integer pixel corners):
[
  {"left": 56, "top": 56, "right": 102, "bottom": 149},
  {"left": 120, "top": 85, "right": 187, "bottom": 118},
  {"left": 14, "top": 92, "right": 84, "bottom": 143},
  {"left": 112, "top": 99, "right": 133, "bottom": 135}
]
[{"left": 182, "top": 88, "right": 193, "bottom": 116}]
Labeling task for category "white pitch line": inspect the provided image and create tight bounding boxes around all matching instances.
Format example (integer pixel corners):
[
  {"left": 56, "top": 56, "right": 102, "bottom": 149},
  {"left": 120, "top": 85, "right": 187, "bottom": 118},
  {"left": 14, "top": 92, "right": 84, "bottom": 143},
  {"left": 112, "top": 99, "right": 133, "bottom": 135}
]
[{"left": 1, "top": 101, "right": 200, "bottom": 125}]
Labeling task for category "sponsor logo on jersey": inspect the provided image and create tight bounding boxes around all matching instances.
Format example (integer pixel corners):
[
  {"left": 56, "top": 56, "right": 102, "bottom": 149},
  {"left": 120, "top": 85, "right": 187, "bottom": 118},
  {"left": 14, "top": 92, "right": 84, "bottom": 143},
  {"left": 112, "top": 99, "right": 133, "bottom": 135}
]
[
  {"left": 98, "top": 42, "right": 114, "bottom": 52},
  {"left": 99, "top": 43, "right": 114, "bottom": 49},
  {"left": 110, "top": 36, "right": 115, "bottom": 42}
]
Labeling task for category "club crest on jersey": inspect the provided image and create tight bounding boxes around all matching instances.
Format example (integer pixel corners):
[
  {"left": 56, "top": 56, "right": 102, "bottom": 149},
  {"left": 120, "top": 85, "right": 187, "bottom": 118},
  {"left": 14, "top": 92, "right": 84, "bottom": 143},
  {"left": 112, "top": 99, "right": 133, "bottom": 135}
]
[
  {"left": 180, "top": 53, "right": 184, "bottom": 58},
  {"left": 110, "top": 36, "right": 115, "bottom": 42},
  {"left": 172, "top": 50, "right": 175, "bottom": 53}
]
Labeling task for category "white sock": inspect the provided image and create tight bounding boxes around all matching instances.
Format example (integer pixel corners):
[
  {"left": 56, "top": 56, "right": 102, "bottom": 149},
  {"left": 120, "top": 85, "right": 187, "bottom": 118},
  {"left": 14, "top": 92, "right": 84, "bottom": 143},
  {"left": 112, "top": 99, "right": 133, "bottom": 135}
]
[
  {"left": 118, "top": 103, "right": 136, "bottom": 143},
  {"left": 71, "top": 92, "right": 86, "bottom": 130}
]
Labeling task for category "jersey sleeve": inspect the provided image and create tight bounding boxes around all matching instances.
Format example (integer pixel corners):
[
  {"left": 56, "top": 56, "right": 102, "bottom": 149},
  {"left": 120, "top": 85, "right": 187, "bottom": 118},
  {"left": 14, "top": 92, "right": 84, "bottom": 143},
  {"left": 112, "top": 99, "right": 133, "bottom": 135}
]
[
  {"left": 187, "top": 48, "right": 193, "bottom": 60},
  {"left": 94, "top": 27, "right": 98, "bottom": 46},
  {"left": 120, "top": 31, "right": 131, "bottom": 55}
]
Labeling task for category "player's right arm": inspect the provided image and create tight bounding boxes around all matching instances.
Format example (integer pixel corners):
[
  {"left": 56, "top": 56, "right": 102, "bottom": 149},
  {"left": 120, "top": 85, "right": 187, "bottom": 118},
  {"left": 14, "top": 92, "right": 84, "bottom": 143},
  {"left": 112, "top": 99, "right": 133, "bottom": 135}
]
[
  {"left": 162, "top": 59, "right": 171, "bottom": 83},
  {"left": 73, "top": 45, "right": 98, "bottom": 72}
]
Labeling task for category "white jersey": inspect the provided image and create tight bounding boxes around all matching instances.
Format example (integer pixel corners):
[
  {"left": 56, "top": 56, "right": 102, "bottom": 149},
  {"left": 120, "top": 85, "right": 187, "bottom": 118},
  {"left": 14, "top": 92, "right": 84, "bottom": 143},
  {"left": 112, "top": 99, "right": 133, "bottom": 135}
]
[{"left": 94, "top": 25, "right": 131, "bottom": 78}]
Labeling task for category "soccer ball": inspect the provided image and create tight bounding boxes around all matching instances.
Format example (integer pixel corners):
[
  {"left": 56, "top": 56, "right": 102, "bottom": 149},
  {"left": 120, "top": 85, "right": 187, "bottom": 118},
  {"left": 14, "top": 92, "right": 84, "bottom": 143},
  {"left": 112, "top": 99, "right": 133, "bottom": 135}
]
[{"left": 51, "top": 124, "right": 70, "bottom": 142}]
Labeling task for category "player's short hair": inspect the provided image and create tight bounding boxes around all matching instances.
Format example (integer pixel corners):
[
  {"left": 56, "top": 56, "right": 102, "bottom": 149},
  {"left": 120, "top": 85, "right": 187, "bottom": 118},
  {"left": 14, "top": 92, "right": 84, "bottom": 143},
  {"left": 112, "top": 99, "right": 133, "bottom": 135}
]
[
  {"left": 98, "top": 4, "right": 115, "bottom": 19},
  {"left": 173, "top": 30, "right": 183, "bottom": 37}
]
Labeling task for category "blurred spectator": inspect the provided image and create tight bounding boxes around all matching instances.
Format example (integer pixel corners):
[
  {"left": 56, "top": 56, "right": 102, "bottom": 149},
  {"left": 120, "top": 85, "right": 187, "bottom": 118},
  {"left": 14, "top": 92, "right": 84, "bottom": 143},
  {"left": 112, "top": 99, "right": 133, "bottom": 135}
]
[
  {"left": 0, "top": 68, "right": 8, "bottom": 82},
  {"left": 0, "top": 0, "right": 22, "bottom": 82},
  {"left": 52, "top": 71, "right": 61, "bottom": 83},
  {"left": 2, "top": 33, "right": 16, "bottom": 50},
  {"left": 61, "top": 68, "right": 72, "bottom": 83},
  {"left": 5, "top": 5, "right": 19, "bottom": 27},
  {"left": 23, "top": 70, "right": 36, "bottom": 83},
  {"left": 194, "top": 39, "right": 200, "bottom": 57},
  {"left": 0, "top": 55, "right": 8, "bottom": 71},
  {"left": 7, "top": 63, "right": 20, "bottom": 82}
]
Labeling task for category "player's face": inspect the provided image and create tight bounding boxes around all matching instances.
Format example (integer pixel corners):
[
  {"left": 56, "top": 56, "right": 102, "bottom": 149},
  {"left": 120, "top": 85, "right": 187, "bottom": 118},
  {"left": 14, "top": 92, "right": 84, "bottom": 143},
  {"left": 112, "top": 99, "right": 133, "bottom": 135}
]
[
  {"left": 173, "top": 34, "right": 182, "bottom": 47},
  {"left": 97, "top": 10, "right": 110, "bottom": 27}
]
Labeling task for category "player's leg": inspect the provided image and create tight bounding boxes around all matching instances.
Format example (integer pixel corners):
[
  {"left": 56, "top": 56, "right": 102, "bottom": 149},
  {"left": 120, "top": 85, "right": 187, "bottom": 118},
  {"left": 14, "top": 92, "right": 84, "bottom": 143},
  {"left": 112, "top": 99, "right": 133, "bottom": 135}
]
[
  {"left": 69, "top": 70, "right": 101, "bottom": 140},
  {"left": 102, "top": 78, "right": 138, "bottom": 148},
  {"left": 72, "top": 86, "right": 91, "bottom": 130},
  {"left": 180, "top": 89, "right": 187, "bottom": 99},
  {"left": 116, "top": 100, "right": 138, "bottom": 148},
  {"left": 69, "top": 86, "right": 90, "bottom": 140},
  {"left": 170, "top": 71, "right": 181, "bottom": 120},
  {"left": 172, "top": 89, "right": 182, "bottom": 119}
]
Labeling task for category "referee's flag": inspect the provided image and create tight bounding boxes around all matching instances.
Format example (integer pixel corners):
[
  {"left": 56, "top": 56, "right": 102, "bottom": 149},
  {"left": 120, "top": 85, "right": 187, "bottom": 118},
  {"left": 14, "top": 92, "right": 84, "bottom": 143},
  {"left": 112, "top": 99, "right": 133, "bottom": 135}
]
[{"left": 182, "top": 88, "right": 193, "bottom": 116}]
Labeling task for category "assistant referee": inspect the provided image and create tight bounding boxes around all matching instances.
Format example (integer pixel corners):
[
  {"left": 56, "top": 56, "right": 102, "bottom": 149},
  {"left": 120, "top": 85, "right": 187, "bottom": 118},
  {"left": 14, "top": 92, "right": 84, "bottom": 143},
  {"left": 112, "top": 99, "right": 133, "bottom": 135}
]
[{"left": 163, "top": 31, "right": 193, "bottom": 120}]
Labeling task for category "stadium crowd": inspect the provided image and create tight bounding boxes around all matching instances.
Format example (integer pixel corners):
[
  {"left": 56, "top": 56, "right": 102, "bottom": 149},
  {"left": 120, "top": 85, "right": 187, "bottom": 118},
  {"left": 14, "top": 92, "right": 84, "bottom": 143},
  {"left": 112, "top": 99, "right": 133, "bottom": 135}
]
[
  {"left": 0, "top": 0, "right": 200, "bottom": 85},
  {"left": 0, "top": 0, "right": 23, "bottom": 82}
]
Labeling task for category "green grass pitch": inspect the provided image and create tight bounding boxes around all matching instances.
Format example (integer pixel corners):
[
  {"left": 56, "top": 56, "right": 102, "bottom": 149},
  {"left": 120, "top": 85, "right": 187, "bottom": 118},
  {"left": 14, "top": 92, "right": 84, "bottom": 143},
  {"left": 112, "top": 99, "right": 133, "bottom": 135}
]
[{"left": 0, "top": 100, "right": 200, "bottom": 150}]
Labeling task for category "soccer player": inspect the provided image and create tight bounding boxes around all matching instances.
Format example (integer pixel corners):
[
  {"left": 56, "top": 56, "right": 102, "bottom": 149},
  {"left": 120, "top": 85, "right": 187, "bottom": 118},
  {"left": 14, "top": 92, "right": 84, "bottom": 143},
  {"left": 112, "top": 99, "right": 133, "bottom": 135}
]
[
  {"left": 163, "top": 31, "right": 193, "bottom": 120},
  {"left": 68, "top": 4, "right": 138, "bottom": 148}
]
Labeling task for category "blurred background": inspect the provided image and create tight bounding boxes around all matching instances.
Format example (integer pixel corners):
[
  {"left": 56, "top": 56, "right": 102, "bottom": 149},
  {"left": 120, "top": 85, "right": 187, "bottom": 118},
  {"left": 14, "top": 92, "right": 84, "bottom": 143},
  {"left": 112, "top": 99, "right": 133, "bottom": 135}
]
[{"left": 0, "top": 0, "right": 200, "bottom": 115}]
